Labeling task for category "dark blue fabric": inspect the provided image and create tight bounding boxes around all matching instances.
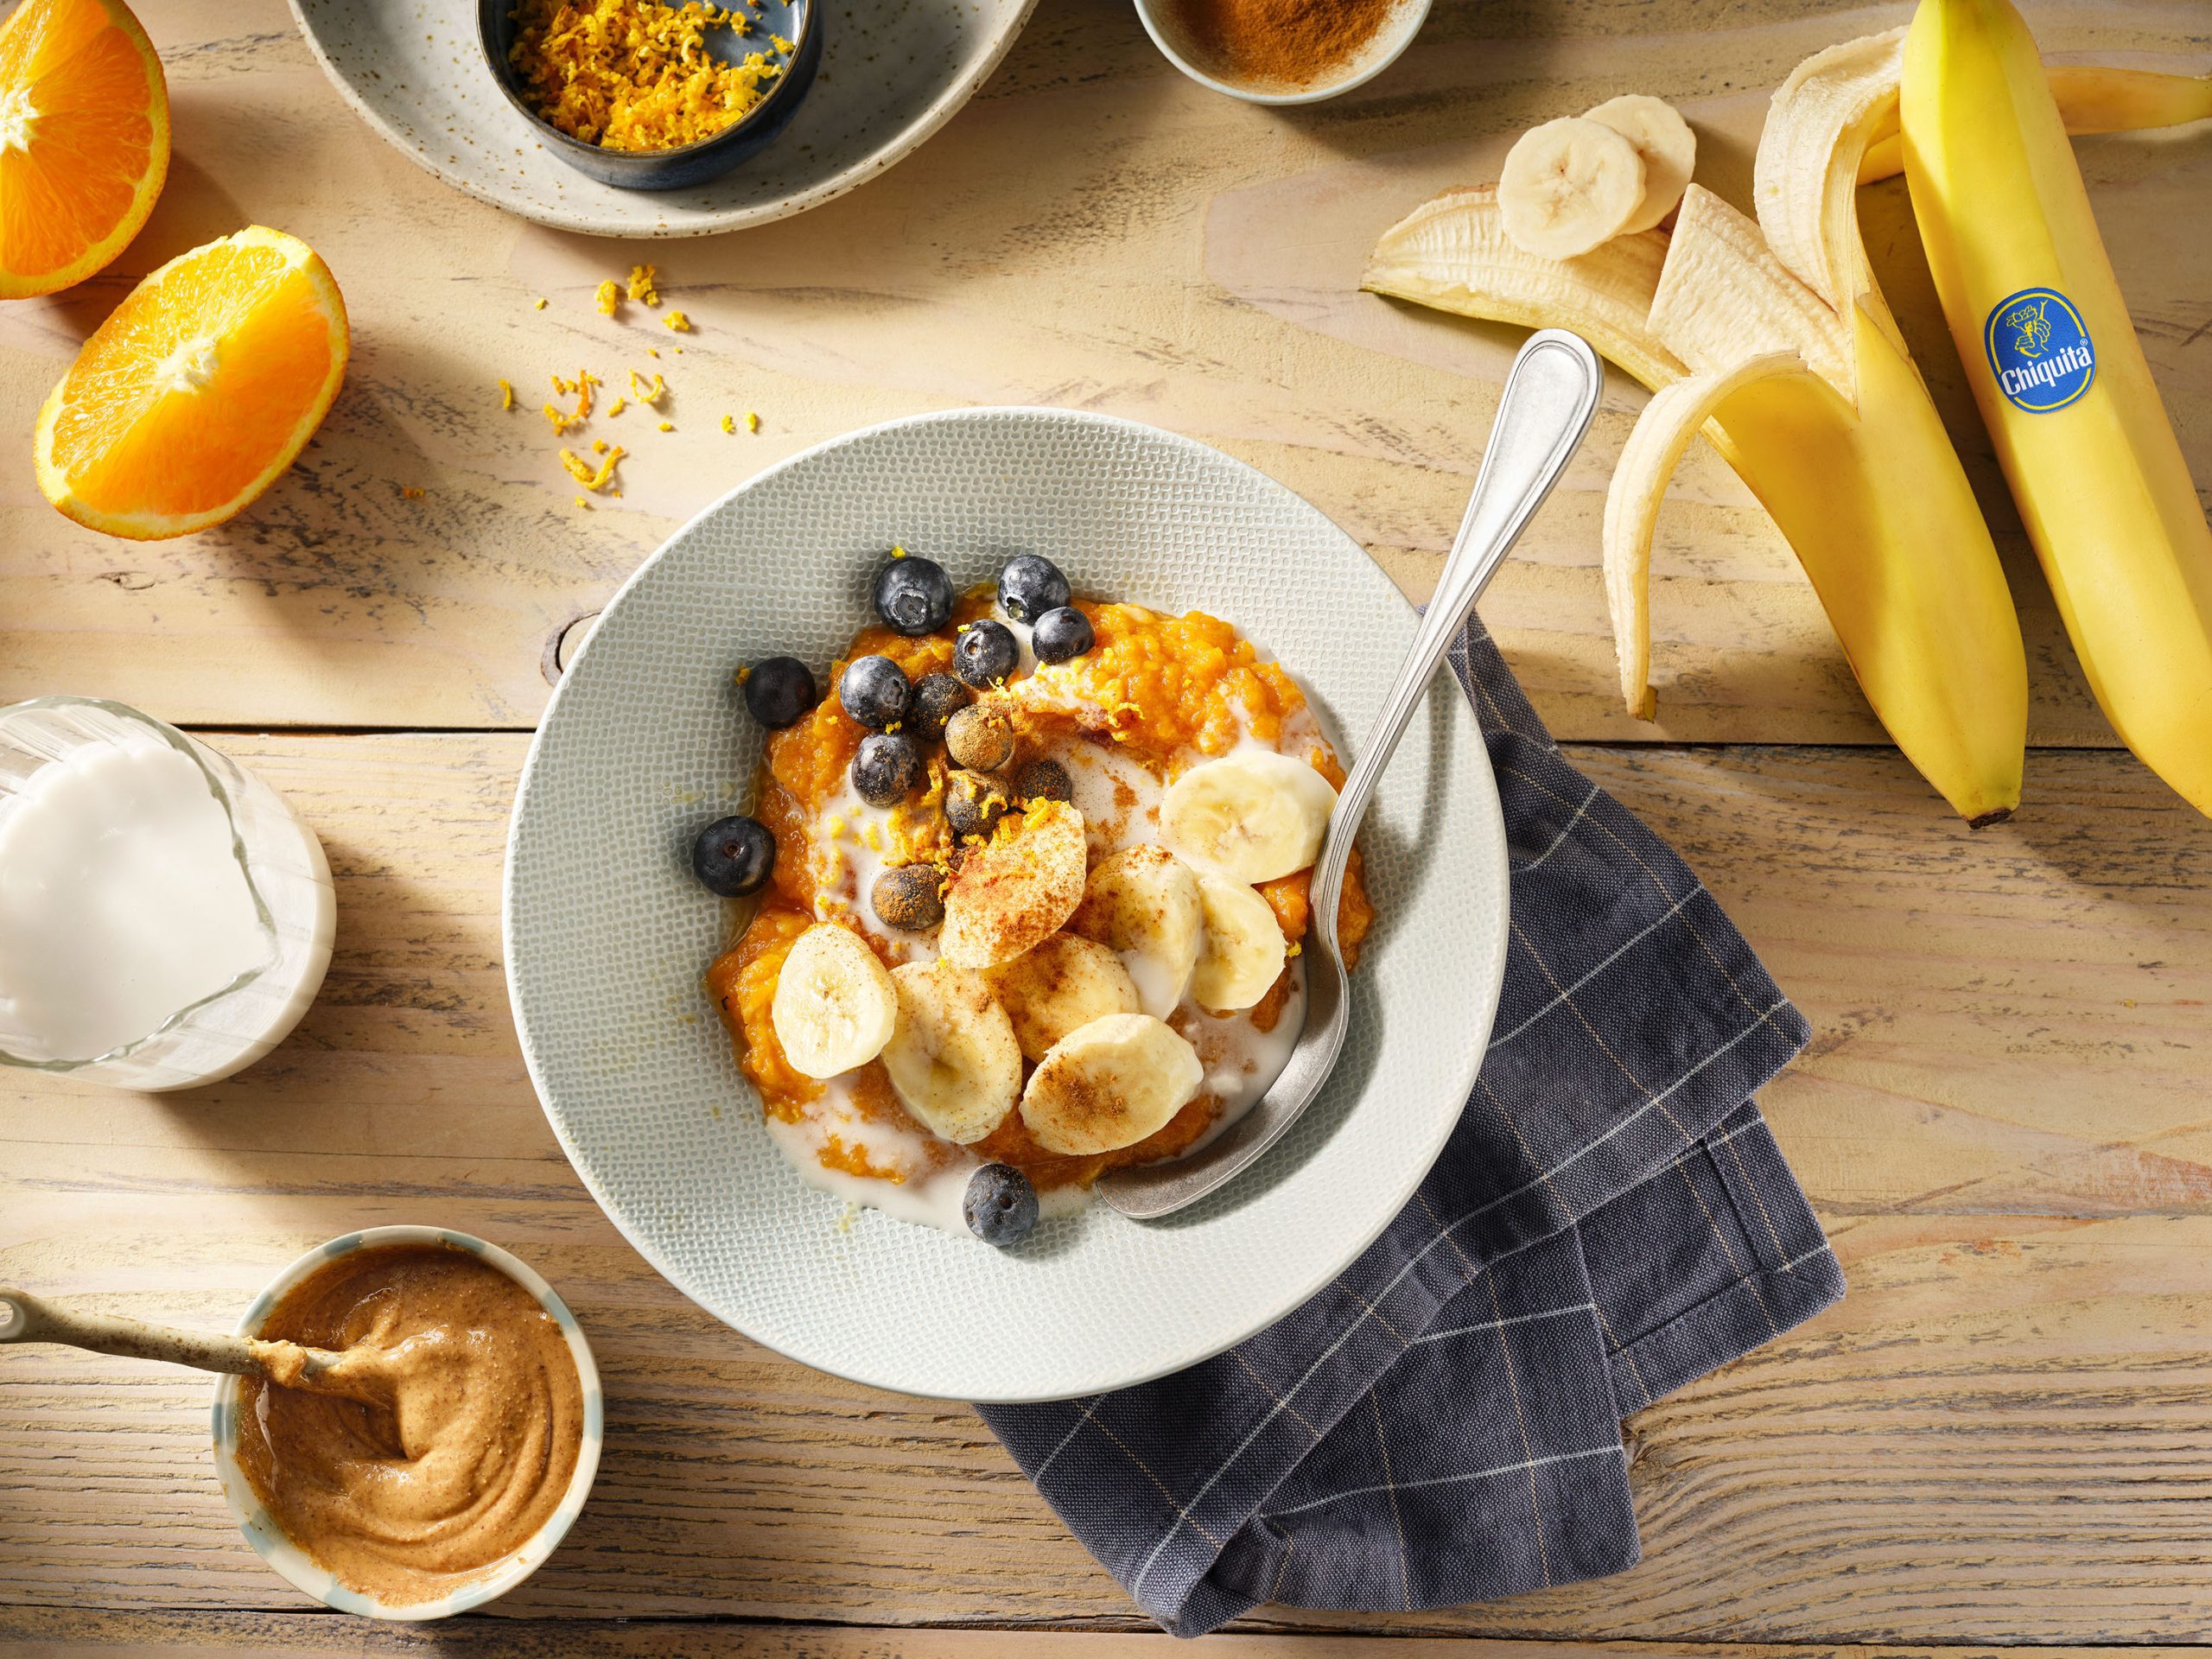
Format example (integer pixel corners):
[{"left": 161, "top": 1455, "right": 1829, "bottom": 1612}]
[{"left": 980, "top": 617, "right": 1843, "bottom": 1635}]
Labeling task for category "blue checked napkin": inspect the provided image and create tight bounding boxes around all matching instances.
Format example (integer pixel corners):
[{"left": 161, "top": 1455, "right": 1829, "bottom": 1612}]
[{"left": 980, "top": 616, "right": 1844, "bottom": 1636}]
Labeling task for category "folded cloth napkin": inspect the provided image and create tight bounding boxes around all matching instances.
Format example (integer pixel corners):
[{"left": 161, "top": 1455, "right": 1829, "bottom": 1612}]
[{"left": 980, "top": 616, "right": 1844, "bottom": 1637}]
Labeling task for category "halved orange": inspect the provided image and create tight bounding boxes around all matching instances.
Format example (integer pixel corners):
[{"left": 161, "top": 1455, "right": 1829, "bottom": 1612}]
[
  {"left": 34, "top": 226, "right": 350, "bottom": 540},
  {"left": 0, "top": 0, "right": 168, "bottom": 300}
]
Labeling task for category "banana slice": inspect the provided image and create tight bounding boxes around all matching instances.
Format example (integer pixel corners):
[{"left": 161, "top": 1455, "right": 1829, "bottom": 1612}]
[
  {"left": 1497, "top": 115, "right": 1648, "bottom": 259},
  {"left": 881, "top": 960, "right": 1021, "bottom": 1144},
  {"left": 770, "top": 923, "right": 899, "bottom": 1080},
  {"left": 1192, "top": 875, "right": 1289, "bottom": 1014},
  {"left": 988, "top": 932, "right": 1140, "bottom": 1062},
  {"left": 1363, "top": 184, "right": 1685, "bottom": 393},
  {"left": 1584, "top": 94, "right": 1696, "bottom": 234},
  {"left": 1019, "top": 1013, "right": 1205, "bottom": 1157},
  {"left": 1159, "top": 750, "right": 1337, "bottom": 887},
  {"left": 1069, "top": 844, "right": 1203, "bottom": 1019},
  {"left": 938, "top": 799, "right": 1088, "bottom": 969}
]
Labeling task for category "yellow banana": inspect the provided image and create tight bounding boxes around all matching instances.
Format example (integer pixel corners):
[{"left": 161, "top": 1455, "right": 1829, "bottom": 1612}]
[
  {"left": 1860, "top": 60, "right": 2212, "bottom": 182},
  {"left": 1366, "top": 185, "right": 2027, "bottom": 824},
  {"left": 1903, "top": 0, "right": 2212, "bottom": 816}
]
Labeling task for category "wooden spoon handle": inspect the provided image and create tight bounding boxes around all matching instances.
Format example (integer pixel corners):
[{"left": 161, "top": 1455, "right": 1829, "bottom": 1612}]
[{"left": 0, "top": 1285, "right": 265, "bottom": 1378}]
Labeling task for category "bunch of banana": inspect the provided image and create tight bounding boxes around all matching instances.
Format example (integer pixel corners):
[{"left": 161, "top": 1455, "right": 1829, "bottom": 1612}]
[
  {"left": 1902, "top": 0, "right": 2212, "bottom": 817},
  {"left": 1365, "top": 41, "right": 2210, "bottom": 825}
]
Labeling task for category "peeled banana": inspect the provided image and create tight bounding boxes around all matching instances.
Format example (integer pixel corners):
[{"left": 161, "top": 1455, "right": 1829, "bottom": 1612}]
[{"left": 1903, "top": 0, "right": 2212, "bottom": 815}]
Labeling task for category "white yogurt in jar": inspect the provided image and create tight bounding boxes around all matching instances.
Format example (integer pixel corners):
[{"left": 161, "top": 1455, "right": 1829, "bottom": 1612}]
[{"left": 0, "top": 702, "right": 335, "bottom": 1089}]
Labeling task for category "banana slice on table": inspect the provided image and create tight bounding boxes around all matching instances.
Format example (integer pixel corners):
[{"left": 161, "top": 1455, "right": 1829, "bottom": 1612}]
[
  {"left": 938, "top": 799, "right": 1088, "bottom": 969},
  {"left": 881, "top": 960, "right": 1021, "bottom": 1144},
  {"left": 1159, "top": 750, "right": 1337, "bottom": 887},
  {"left": 1583, "top": 94, "right": 1696, "bottom": 234},
  {"left": 988, "top": 932, "right": 1140, "bottom": 1062},
  {"left": 1020, "top": 1013, "right": 1205, "bottom": 1157},
  {"left": 1069, "top": 844, "right": 1203, "bottom": 1018},
  {"left": 1497, "top": 115, "right": 1649, "bottom": 259},
  {"left": 1192, "top": 875, "right": 1289, "bottom": 1014},
  {"left": 770, "top": 923, "right": 899, "bottom": 1079}
]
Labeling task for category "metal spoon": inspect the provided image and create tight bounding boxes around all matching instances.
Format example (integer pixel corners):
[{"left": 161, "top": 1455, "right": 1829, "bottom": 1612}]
[
  {"left": 0, "top": 1285, "right": 378, "bottom": 1402},
  {"left": 1097, "top": 328, "right": 1604, "bottom": 1220}
]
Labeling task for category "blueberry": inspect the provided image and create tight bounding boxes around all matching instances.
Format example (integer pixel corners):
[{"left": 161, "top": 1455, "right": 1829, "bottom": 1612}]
[
  {"left": 691, "top": 816, "right": 775, "bottom": 898},
  {"left": 839, "top": 654, "right": 912, "bottom": 729},
  {"left": 874, "top": 554, "right": 955, "bottom": 637},
  {"left": 954, "top": 619, "right": 1020, "bottom": 688},
  {"left": 742, "top": 656, "right": 816, "bottom": 728},
  {"left": 997, "top": 554, "right": 1071, "bottom": 625},
  {"left": 963, "top": 1162, "right": 1039, "bottom": 1247},
  {"left": 1032, "top": 606, "right": 1094, "bottom": 664},
  {"left": 852, "top": 732, "right": 924, "bottom": 807},
  {"left": 872, "top": 866, "right": 944, "bottom": 933},
  {"left": 908, "top": 672, "right": 970, "bottom": 744},
  {"left": 944, "top": 770, "right": 1011, "bottom": 841},
  {"left": 1014, "top": 758, "right": 1072, "bottom": 804}
]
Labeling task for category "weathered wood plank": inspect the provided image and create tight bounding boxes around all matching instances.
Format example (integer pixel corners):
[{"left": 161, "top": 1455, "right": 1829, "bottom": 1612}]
[
  {"left": 0, "top": 1609, "right": 2201, "bottom": 1657},
  {"left": 2, "top": 734, "right": 2209, "bottom": 1639},
  {"left": 1, "top": 0, "right": 2202, "bottom": 742}
]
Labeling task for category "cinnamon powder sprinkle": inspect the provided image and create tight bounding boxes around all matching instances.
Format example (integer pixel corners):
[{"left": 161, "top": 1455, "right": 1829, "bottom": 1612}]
[{"left": 1167, "top": 0, "right": 1396, "bottom": 87}]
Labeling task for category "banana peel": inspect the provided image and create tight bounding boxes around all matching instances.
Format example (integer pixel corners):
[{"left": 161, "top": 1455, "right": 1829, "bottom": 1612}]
[
  {"left": 1363, "top": 185, "right": 1686, "bottom": 391},
  {"left": 1602, "top": 352, "right": 1802, "bottom": 721}
]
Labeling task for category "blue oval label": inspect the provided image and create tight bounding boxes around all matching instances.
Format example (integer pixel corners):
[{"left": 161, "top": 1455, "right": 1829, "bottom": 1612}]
[{"left": 1984, "top": 287, "right": 2096, "bottom": 412}]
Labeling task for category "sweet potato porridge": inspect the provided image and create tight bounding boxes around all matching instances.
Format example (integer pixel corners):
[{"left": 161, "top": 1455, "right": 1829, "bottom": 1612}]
[{"left": 692, "top": 550, "right": 1371, "bottom": 1244}]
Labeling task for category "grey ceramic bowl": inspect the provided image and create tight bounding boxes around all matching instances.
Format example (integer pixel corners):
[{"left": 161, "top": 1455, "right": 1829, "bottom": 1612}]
[{"left": 477, "top": 0, "right": 821, "bottom": 190}]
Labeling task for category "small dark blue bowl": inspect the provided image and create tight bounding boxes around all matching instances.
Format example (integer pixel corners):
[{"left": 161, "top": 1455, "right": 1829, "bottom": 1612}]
[{"left": 479, "top": 0, "right": 821, "bottom": 191}]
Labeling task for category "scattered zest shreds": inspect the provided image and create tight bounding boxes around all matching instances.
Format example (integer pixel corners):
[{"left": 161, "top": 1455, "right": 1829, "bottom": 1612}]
[
  {"left": 628, "top": 369, "right": 666, "bottom": 404},
  {"left": 499, "top": 379, "right": 514, "bottom": 410},
  {"left": 505, "top": 1, "right": 785, "bottom": 153},
  {"left": 720, "top": 413, "right": 735, "bottom": 434},
  {"left": 664, "top": 310, "right": 691, "bottom": 332},
  {"left": 543, "top": 402, "right": 581, "bottom": 435},
  {"left": 627, "top": 264, "right": 660, "bottom": 304},
  {"left": 560, "top": 444, "right": 627, "bottom": 492},
  {"left": 595, "top": 279, "right": 620, "bottom": 315}
]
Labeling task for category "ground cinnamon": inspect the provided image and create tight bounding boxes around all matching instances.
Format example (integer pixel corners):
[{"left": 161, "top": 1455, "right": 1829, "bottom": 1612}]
[{"left": 1168, "top": 0, "right": 1399, "bottom": 89}]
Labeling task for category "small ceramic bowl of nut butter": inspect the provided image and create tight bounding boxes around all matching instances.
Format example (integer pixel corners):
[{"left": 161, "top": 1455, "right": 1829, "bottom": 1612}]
[{"left": 210, "top": 1226, "right": 602, "bottom": 1619}]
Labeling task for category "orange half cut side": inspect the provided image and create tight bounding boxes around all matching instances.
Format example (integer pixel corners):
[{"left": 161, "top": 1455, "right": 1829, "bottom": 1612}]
[
  {"left": 0, "top": 0, "right": 168, "bottom": 299},
  {"left": 34, "top": 226, "right": 351, "bottom": 540}
]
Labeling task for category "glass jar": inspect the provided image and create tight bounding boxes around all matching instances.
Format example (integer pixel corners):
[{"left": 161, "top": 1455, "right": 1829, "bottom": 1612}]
[{"left": 0, "top": 697, "right": 335, "bottom": 1090}]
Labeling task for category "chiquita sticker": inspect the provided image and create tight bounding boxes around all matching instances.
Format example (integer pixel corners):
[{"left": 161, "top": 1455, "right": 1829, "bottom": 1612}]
[{"left": 1984, "top": 287, "right": 2096, "bottom": 412}]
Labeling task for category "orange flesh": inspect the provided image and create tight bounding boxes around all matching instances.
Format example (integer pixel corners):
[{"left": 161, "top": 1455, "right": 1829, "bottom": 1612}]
[
  {"left": 0, "top": 0, "right": 164, "bottom": 288},
  {"left": 709, "top": 595, "right": 1375, "bottom": 1194}
]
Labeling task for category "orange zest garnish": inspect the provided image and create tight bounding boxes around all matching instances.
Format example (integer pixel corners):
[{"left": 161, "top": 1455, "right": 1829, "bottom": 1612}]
[
  {"left": 34, "top": 226, "right": 349, "bottom": 540},
  {"left": 0, "top": 0, "right": 169, "bottom": 299}
]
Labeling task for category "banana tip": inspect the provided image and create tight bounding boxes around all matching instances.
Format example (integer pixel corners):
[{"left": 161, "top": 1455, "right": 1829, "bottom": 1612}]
[{"left": 1966, "top": 804, "right": 2016, "bottom": 830}]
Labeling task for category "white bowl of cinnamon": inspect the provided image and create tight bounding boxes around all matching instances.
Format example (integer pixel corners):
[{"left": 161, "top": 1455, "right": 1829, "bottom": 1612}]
[
  {"left": 210, "top": 1227, "right": 602, "bottom": 1619},
  {"left": 1133, "top": 0, "right": 1430, "bottom": 105}
]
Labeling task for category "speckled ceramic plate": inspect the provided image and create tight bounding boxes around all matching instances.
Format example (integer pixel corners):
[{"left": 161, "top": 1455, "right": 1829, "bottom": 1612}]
[
  {"left": 504, "top": 408, "right": 1509, "bottom": 1402},
  {"left": 287, "top": 0, "right": 1037, "bottom": 238}
]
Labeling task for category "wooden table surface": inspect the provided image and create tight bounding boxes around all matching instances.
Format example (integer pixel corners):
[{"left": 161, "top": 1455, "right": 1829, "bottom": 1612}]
[{"left": 3, "top": 0, "right": 2209, "bottom": 1652}]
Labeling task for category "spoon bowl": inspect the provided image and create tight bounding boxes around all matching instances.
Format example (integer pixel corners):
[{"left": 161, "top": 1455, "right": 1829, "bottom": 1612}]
[{"left": 1097, "top": 329, "right": 1603, "bottom": 1219}]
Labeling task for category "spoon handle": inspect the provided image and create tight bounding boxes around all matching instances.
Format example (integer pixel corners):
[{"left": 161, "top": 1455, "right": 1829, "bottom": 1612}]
[
  {"left": 0, "top": 1285, "right": 265, "bottom": 1378},
  {"left": 1314, "top": 330, "right": 1603, "bottom": 931}
]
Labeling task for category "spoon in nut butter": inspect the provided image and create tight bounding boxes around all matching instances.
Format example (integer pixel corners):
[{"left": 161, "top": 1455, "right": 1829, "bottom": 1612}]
[
  {"left": 1097, "top": 329, "right": 1603, "bottom": 1220},
  {"left": 0, "top": 1284, "right": 390, "bottom": 1404}
]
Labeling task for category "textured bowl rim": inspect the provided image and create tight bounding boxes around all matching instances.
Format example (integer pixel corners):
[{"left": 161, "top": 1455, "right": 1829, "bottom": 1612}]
[
  {"left": 209, "top": 1225, "right": 604, "bottom": 1620},
  {"left": 503, "top": 404, "right": 1509, "bottom": 1401},
  {"left": 283, "top": 0, "right": 1043, "bottom": 238}
]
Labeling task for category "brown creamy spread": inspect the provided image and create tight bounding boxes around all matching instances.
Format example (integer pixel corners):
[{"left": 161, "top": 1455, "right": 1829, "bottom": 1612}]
[{"left": 234, "top": 1243, "right": 584, "bottom": 1605}]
